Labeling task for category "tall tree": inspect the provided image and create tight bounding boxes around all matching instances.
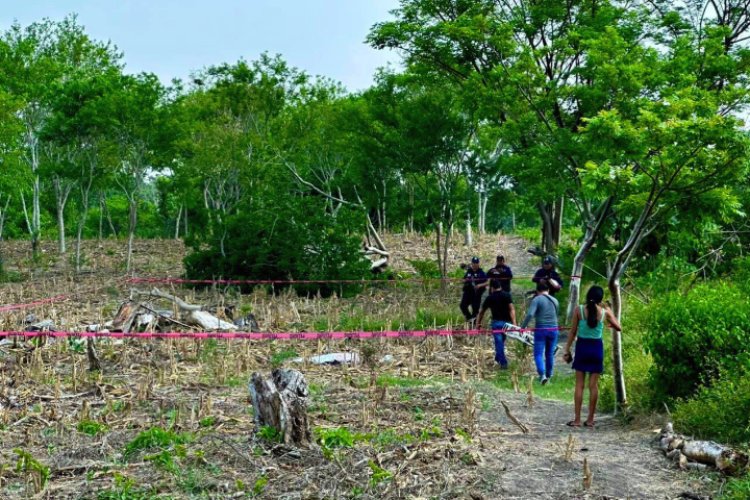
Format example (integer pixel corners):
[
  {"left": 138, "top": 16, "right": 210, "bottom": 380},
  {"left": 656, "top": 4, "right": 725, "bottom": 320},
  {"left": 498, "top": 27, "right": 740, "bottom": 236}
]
[{"left": 0, "top": 16, "right": 118, "bottom": 257}]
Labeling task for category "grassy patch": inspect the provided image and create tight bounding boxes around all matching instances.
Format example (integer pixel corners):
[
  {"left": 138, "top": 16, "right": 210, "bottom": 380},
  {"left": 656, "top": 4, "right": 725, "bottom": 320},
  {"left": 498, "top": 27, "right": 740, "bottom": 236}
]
[
  {"left": 491, "top": 370, "right": 577, "bottom": 401},
  {"left": 123, "top": 427, "right": 192, "bottom": 459},
  {"left": 376, "top": 374, "right": 440, "bottom": 388},
  {"left": 77, "top": 420, "right": 107, "bottom": 436}
]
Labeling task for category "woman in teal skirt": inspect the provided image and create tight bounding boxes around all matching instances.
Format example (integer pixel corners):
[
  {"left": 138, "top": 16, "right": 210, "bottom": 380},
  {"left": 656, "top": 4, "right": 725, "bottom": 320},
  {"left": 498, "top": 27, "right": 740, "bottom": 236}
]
[{"left": 562, "top": 286, "right": 621, "bottom": 427}]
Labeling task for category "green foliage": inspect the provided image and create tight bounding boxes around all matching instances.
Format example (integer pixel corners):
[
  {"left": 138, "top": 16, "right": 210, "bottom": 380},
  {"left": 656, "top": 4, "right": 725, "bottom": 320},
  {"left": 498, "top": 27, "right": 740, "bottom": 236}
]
[
  {"left": 77, "top": 419, "right": 107, "bottom": 436},
  {"left": 185, "top": 198, "right": 371, "bottom": 297},
  {"left": 673, "top": 363, "right": 750, "bottom": 445},
  {"left": 123, "top": 427, "right": 192, "bottom": 459},
  {"left": 408, "top": 258, "right": 441, "bottom": 279},
  {"left": 367, "top": 460, "right": 392, "bottom": 487},
  {"left": 198, "top": 416, "right": 216, "bottom": 428},
  {"left": 257, "top": 425, "right": 282, "bottom": 443},
  {"left": 96, "top": 472, "right": 156, "bottom": 500},
  {"left": 314, "top": 426, "right": 358, "bottom": 448},
  {"left": 14, "top": 448, "right": 49, "bottom": 492},
  {"left": 270, "top": 348, "right": 299, "bottom": 368},
  {"left": 375, "top": 374, "right": 432, "bottom": 388},
  {"left": 252, "top": 475, "right": 268, "bottom": 496},
  {"left": 644, "top": 282, "right": 750, "bottom": 400},
  {"left": 369, "top": 429, "right": 416, "bottom": 447},
  {"left": 723, "top": 474, "right": 750, "bottom": 500}
]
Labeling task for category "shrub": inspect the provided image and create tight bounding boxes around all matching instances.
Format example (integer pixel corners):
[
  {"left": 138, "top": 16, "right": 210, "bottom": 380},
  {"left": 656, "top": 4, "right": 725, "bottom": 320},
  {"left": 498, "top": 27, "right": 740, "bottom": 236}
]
[
  {"left": 644, "top": 282, "right": 750, "bottom": 401},
  {"left": 184, "top": 197, "right": 371, "bottom": 297},
  {"left": 673, "top": 361, "right": 750, "bottom": 445}
]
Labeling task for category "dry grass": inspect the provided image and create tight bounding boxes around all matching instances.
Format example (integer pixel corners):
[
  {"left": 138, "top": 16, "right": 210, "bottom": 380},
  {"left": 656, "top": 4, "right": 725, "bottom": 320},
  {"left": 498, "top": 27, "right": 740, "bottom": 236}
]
[{"left": 0, "top": 237, "right": 721, "bottom": 499}]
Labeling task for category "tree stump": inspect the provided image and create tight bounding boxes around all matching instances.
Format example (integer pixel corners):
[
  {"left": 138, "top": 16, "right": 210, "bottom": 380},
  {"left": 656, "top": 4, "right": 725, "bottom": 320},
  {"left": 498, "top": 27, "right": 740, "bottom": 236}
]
[{"left": 249, "top": 369, "right": 311, "bottom": 446}]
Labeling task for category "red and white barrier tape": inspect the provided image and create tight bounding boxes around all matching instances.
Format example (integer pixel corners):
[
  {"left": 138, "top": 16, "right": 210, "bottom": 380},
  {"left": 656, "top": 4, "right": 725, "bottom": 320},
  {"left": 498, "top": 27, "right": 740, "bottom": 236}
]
[
  {"left": 0, "top": 294, "right": 68, "bottom": 312},
  {"left": 1, "top": 326, "right": 568, "bottom": 341},
  {"left": 126, "top": 276, "right": 581, "bottom": 286}
]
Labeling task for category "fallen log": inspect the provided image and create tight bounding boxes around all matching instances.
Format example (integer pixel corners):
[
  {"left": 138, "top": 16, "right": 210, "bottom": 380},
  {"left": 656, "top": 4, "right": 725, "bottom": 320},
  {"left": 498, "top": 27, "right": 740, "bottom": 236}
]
[
  {"left": 148, "top": 288, "right": 237, "bottom": 331},
  {"left": 248, "top": 369, "right": 311, "bottom": 447},
  {"left": 658, "top": 422, "right": 749, "bottom": 475}
]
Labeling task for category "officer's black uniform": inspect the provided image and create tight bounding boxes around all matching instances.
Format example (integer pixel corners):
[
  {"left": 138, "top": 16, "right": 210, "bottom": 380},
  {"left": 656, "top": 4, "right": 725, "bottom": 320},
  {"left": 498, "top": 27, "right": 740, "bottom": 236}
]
[{"left": 460, "top": 267, "right": 487, "bottom": 321}]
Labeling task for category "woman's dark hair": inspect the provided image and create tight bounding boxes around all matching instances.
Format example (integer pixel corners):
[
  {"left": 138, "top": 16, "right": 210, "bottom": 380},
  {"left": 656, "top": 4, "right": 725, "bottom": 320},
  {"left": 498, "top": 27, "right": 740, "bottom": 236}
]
[{"left": 585, "top": 286, "right": 604, "bottom": 328}]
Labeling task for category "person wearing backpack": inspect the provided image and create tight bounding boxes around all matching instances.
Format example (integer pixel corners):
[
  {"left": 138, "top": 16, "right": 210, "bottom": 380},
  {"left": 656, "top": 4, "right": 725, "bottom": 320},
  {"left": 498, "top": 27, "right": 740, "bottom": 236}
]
[
  {"left": 521, "top": 281, "right": 559, "bottom": 385},
  {"left": 562, "top": 285, "right": 622, "bottom": 427}
]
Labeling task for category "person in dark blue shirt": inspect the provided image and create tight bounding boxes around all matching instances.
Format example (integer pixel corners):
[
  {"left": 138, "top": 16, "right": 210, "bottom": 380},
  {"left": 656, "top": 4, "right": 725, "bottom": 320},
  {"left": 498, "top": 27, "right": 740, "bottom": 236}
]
[
  {"left": 460, "top": 257, "right": 487, "bottom": 323},
  {"left": 476, "top": 281, "right": 516, "bottom": 369},
  {"left": 532, "top": 256, "right": 564, "bottom": 296},
  {"left": 486, "top": 255, "right": 513, "bottom": 293}
]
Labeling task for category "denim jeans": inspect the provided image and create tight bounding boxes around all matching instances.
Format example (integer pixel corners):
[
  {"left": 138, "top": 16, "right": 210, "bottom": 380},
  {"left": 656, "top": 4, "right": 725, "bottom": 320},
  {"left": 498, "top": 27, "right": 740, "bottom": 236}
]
[
  {"left": 491, "top": 320, "right": 508, "bottom": 367},
  {"left": 533, "top": 324, "right": 559, "bottom": 378}
]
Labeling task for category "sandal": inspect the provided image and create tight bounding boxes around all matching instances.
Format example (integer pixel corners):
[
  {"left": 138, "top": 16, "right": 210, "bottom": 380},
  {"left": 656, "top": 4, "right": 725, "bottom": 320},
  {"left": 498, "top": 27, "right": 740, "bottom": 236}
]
[
  {"left": 584, "top": 421, "right": 596, "bottom": 428},
  {"left": 566, "top": 421, "right": 581, "bottom": 427}
]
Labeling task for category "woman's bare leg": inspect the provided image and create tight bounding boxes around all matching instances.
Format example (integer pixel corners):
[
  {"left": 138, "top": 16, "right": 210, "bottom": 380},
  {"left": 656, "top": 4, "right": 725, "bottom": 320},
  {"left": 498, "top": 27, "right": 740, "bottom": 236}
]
[
  {"left": 573, "top": 371, "right": 585, "bottom": 424},
  {"left": 587, "top": 373, "right": 600, "bottom": 425}
]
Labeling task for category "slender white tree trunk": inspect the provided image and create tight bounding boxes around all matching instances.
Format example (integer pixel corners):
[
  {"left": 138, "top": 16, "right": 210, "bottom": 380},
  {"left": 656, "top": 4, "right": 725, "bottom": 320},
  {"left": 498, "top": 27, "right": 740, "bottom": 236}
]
[
  {"left": 53, "top": 177, "right": 73, "bottom": 254},
  {"left": 126, "top": 196, "right": 137, "bottom": 272},
  {"left": 174, "top": 204, "right": 183, "bottom": 239},
  {"left": 76, "top": 175, "right": 94, "bottom": 273}
]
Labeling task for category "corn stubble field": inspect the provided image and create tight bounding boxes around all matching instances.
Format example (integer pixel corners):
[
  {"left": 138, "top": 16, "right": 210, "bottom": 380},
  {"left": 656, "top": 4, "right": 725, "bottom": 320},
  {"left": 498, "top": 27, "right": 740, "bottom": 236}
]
[{"left": 0, "top": 236, "right": 719, "bottom": 499}]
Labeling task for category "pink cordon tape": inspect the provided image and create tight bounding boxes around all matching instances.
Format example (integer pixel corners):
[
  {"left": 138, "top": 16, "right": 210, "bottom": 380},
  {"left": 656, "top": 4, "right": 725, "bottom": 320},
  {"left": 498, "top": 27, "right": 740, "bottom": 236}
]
[
  {"left": 0, "top": 294, "right": 68, "bottom": 312},
  {"left": 126, "top": 276, "right": 537, "bottom": 285},
  {"left": 1, "top": 326, "right": 568, "bottom": 341}
]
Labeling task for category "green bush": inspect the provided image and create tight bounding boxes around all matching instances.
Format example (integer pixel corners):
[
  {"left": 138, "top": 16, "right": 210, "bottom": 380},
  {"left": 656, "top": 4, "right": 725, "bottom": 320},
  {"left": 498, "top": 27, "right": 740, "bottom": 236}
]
[
  {"left": 407, "top": 258, "right": 441, "bottom": 279},
  {"left": 673, "top": 361, "right": 750, "bottom": 445},
  {"left": 644, "top": 282, "right": 750, "bottom": 401},
  {"left": 184, "top": 198, "right": 371, "bottom": 297}
]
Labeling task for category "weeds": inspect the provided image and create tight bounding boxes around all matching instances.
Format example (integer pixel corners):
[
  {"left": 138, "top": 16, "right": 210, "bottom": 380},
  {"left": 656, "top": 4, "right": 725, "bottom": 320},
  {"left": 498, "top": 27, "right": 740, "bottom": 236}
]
[
  {"left": 14, "top": 448, "right": 49, "bottom": 494},
  {"left": 77, "top": 420, "right": 107, "bottom": 436},
  {"left": 123, "top": 427, "right": 192, "bottom": 459},
  {"left": 368, "top": 460, "right": 392, "bottom": 487}
]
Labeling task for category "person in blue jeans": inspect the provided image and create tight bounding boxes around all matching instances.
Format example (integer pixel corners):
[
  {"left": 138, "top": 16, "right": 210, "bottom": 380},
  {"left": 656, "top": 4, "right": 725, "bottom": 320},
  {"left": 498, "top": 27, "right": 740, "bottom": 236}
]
[
  {"left": 521, "top": 281, "right": 559, "bottom": 384},
  {"left": 476, "top": 281, "right": 516, "bottom": 368}
]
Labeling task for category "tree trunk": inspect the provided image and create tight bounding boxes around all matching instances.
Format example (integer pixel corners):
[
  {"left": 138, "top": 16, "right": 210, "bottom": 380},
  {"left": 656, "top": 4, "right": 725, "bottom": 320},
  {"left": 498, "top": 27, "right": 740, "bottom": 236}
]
[
  {"left": 566, "top": 198, "right": 613, "bottom": 322},
  {"left": 249, "top": 369, "right": 311, "bottom": 446},
  {"left": 76, "top": 178, "right": 94, "bottom": 274},
  {"left": 98, "top": 193, "right": 104, "bottom": 240},
  {"left": 53, "top": 177, "right": 73, "bottom": 255},
  {"left": 659, "top": 422, "right": 749, "bottom": 475},
  {"left": 101, "top": 192, "right": 117, "bottom": 238},
  {"left": 464, "top": 211, "right": 473, "bottom": 247},
  {"left": 381, "top": 179, "right": 387, "bottom": 230},
  {"left": 149, "top": 287, "right": 238, "bottom": 330},
  {"left": 538, "top": 202, "right": 554, "bottom": 255},
  {"left": 32, "top": 174, "right": 41, "bottom": 258},
  {"left": 436, "top": 222, "right": 443, "bottom": 278},
  {"left": 480, "top": 192, "right": 488, "bottom": 234},
  {"left": 607, "top": 193, "right": 657, "bottom": 411},
  {"left": 126, "top": 196, "right": 137, "bottom": 272},
  {"left": 608, "top": 275, "right": 626, "bottom": 410},
  {"left": 552, "top": 197, "right": 564, "bottom": 250},
  {"left": 174, "top": 204, "right": 183, "bottom": 239},
  {"left": 0, "top": 195, "right": 9, "bottom": 273},
  {"left": 443, "top": 218, "right": 452, "bottom": 279}
]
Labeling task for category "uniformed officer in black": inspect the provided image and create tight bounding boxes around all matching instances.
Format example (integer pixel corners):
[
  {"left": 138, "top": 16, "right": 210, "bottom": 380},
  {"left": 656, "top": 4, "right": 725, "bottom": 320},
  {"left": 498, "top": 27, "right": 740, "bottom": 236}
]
[
  {"left": 486, "top": 255, "right": 513, "bottom": 293},
  {"left": 460, "top": 257, "right": 487, "bottom": 323},
  {"left": 532, "top": 256, "right": 564, "bottom": 296}
]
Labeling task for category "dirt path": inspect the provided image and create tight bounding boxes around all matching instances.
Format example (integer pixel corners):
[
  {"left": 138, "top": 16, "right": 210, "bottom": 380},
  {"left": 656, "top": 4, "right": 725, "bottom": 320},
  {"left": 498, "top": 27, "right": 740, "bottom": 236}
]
[{"left": 475, "top": 388, "right": 708, "bottom": 499}]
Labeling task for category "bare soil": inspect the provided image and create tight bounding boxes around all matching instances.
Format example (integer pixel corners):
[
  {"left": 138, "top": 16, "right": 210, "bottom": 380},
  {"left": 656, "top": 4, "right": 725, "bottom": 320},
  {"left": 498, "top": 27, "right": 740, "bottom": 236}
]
[{"left": 0, "top": 236, "right": 720, "bottom": 499}]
